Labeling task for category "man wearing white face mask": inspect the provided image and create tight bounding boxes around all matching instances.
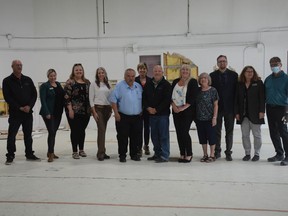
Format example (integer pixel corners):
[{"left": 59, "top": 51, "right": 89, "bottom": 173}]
[{"left": 264, "top": 57, "right": 288, "bottom": 166}]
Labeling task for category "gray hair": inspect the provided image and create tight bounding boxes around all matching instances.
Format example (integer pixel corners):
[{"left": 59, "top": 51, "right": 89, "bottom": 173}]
[{"left": 198, "top": 72, "right": 212, "bottom": 86}]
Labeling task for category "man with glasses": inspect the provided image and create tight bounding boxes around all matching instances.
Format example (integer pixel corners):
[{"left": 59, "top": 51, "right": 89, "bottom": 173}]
[
  {"left": 265, "top": 57, "right": 288, "bottom": 166},
  {"left": 210, "top": 55, "right": 238, "bottom": 161},
  {"left": 2, "top": 60, "right": 40, "bottom": 165}
]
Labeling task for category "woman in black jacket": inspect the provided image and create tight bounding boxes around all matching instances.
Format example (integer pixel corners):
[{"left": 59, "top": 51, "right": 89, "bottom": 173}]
[
  {"left": 235, "top": 66, "right": 265, "bottom": 161},
  {"left": 171, "top": 64, "right": 198, "bottom": 163},
  {"left": 135, "top": 62, "right": 152, "bottom": 156}
]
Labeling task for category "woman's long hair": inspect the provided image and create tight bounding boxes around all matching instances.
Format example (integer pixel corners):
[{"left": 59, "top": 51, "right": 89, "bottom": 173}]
[
  {"left": 95, "top": 67, "right": 110, "bottom": 89},
  {"left": 239, "top": 65, "right": 260, "bottom": 83},
  {"left": 69, "top": 63, "right": 89, "bottom": 83},
  {"left": 180, "top": 64, "right": 192, "bottom": 85}
]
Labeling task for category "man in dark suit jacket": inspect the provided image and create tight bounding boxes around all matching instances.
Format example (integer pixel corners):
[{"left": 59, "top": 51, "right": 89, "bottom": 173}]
[{"left": 210, "top": 55, "right": 238, "bottom": 161}]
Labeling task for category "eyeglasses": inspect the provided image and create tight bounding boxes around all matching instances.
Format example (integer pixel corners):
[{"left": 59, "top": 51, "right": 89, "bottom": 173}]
[{"left": 217, "top": 60, "right": 227, "bottom": 63}]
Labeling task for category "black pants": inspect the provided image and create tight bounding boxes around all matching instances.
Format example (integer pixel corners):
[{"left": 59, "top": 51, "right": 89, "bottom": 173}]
[
  {"left": 137, "top": 110, "right": 150, "bottom": 152},
  {"left": 6, "top": 113, "right": 34, "bottom": 159},
  {"left": 215, "top": 112, "right": 235, "bottom": 155},
  {"left": 42, "top": 115, "right": 62, "bottom": 153},
  {"left": 266, "top": 105, "right": 288, "bottom": 157},
  {"left": 143, "top": 110, "right": 150, "bottom": 146},
  {"left": 173, "top": 111, "right": 193, "bottom": 156},
  {"left": 66, "top": 113, "right": 90, "bottom": 152},
  {"left": 116, "top": 113, "right": 142, "bottom": 159}
]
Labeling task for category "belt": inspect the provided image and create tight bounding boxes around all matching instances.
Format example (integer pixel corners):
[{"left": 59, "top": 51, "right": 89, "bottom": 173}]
[
  {"left": 119, "top": 112, "right": 142, "bottom": 117},
  {"left": 94, "top": 105, "right": 111, "bottom": 108}
]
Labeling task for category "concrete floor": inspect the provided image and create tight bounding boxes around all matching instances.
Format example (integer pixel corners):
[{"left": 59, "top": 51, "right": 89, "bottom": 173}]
[{"left": 0, "top": 124, "right": 288, "bottom": 216}]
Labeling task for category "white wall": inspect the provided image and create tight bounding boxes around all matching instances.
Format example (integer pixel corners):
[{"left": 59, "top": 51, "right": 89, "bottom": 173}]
[{"left": 0, "top": 0, "right": 288, "bottom": 129}]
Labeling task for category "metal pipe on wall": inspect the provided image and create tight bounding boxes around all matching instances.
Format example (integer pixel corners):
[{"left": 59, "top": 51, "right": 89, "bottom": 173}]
[
  {"left": 102, "top": 0, "right": 109, "bottom": 34},
  {"left": 96, "top": 0, "right": 101, "bottom": 65},
  {"left": 187, "top": 0, "right": 190, "bottom": 34}
]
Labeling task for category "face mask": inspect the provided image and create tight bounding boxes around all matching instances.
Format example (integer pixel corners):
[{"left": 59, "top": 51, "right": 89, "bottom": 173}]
[{"left": 271, "top": 66, "right": 281, "bottom": 73}]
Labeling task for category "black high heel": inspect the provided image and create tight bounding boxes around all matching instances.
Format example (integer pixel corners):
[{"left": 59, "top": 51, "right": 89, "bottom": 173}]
[
  {"left": 178, "top": 156, "right": 186, "bottom": 163},
  {"left": 184, "top": 156, "right": 192, "bottom": 163}
]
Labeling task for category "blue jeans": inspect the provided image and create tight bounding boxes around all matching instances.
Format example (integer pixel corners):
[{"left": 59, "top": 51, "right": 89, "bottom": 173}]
[{"left": 149, "top": 115, "right": 170, "bottom": 160}]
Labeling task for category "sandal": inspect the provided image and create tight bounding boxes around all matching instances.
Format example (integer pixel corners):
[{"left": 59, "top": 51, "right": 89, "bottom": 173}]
[
  {"left": 206, "top": 157, "right": 216, "bottom": 163},
  {"left": 200, "top": 155, "right": 208, "bottom": 162}
]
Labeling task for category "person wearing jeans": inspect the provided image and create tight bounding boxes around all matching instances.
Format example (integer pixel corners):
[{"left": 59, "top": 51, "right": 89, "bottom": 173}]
[{"left": 143, "top": 65, "right": 171, "bottom": 163}]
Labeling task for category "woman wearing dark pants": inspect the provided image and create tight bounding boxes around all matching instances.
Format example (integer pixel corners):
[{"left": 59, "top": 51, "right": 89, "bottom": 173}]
[
  {"left": 64, "top": 63, "right": 91, "bottom": 159},
  {"left": 135, "top": 62, "right": 152, "bottom": 155},
  {"left": 39, "top": 69, "right": 64, "bottom": 162},
  {"left": 66, "top": 113, "right": 90, "bottom": 154},
  {"left": 171, "top": 64, "right": 198, "bottom": 163},
  {"left": 196, "top": 73, "right": 219, "bottom": 163}
]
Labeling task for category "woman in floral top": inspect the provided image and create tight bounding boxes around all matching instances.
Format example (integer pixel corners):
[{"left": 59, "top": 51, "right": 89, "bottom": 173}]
[
  {"left": 196, "top": 72, "right": 219, "bottom": 163},
  {"left": 64, "top": 63, "right": 91, "bottom": 159}
]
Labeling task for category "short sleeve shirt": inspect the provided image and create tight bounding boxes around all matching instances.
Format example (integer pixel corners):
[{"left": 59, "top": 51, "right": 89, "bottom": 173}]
[{"left": 196, "top": 87, "right": 219, "bottom": 121}]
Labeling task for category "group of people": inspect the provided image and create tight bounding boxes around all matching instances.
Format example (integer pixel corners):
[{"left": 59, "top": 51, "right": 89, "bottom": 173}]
[{"left": 2, "top": 55, "right": 288, "bottom": 166}]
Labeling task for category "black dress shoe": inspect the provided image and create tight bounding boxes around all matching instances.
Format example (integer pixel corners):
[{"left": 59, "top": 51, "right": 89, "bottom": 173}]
[
  {"left": 104, "top": 154, "right": 110, "bottom": 159},
  {"left": 267, "top": 155, "right": 284, "bottom": 162},
  {"left": 119, "top": 158, "right": 126, "bottom": 163},
  {"left": 131, "top": 156, "right": 141, "bottom": 161},
  {"left": 178, "top": 158, "right": 186, "bottom": 163},
  {"left": 155, "top": 157, "right": 168, "bottom": 163},
  {"left": 5, "top": 158, "right": 13, "bottom": 165},
  {"left": 280, "top": 157, "right": 288, "bottom": 166},
  {"left": 225, "top": 154, "right": 233, "bottom": 161},
  {"left": 147, "top": 155, "right": 158, "bottom": 161},
  {"left": 183, "top": 156, "right": 192, "bottom": 163},
  {"left": 26, "top": 155, "right": 41, "bottom": 161},
  {"left": 98, "top": 157, "right": 104, "bottom": 161}
]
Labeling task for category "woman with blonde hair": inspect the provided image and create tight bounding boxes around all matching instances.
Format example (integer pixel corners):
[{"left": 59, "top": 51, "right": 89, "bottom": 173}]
[{"left": 171, "top": 64, "right": 199, "bottom": 163}]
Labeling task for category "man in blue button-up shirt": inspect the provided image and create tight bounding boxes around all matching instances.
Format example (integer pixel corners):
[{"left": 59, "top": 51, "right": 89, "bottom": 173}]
[{"left": 110, "top": 68, "right": 143, "bottom": 162}]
